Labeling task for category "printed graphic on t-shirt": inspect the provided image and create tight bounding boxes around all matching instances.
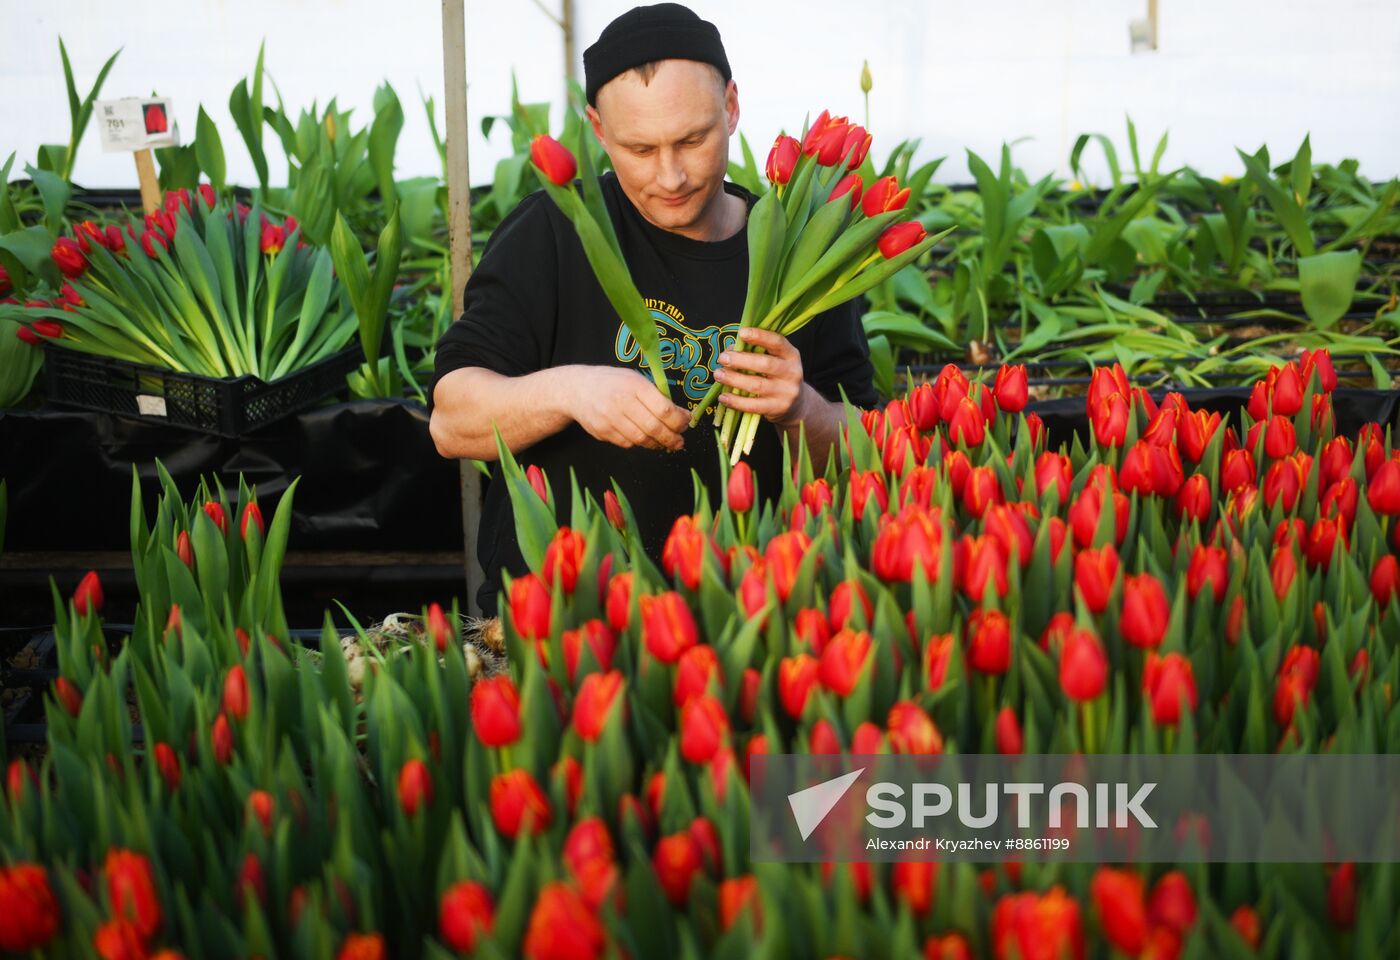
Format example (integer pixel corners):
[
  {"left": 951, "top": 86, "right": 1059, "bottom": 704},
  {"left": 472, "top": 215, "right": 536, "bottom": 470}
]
[{"left": 614, "top": 298, "right": 738, "bottom": 407}]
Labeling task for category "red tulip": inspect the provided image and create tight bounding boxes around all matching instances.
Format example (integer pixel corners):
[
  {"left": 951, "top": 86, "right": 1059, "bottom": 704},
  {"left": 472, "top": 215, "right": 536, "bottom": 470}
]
[
  {"left": 957, "top": 534, "right": 1013, "bottom": 601},
  {"left": 54, "top": 677, "right": 82, "bottom": 717},
  {"left": 1327, "top": 862, "right": 1356, "bottom": 929},
  {"left": 966, "top": 608, "right": 1012, "bottom": 674},
  {"left": 640, "top": 591, "right": 699, "bottom": 663},
  {"left": 1090, "top": 867, "right": 1147, "bottom": 954},
  {"left": 1220, "top": 448, "right": 1256, "bottom": 493},
  {"left": 93, "top": 919, "right": 145, "bottom": 960},
  {"left": 765, "top": 135, "right": 800, "bottom": 185},
  {"left": 471, "top": 675, "right": 522, "bottom": 747},
  {"left": 15, "top": 325, "right": 42, "bottom": 346},
  {"left": 1321, "top": 477, "right": 1359, "bottom": 527},
  {"left": 73, "top": 569, "right": 104, "bottom": 616},
  {"left": 947, "top": 395, "right": 986, "bottom": 447},
  {"left": 985, "top": 504, "right": 1033, "bottom": 566},
  {"left": 1174, "top": 473, "right": 1211, "bottom": 523},
  {"left": 727, "top": 461, "right": 755, "bottom": 513},
  {"left": 530, "top": 135, "right": 577, "bottom": 186},
  {"left": 571, "top": 670, "right": 624, "bottom": 742},
  {"left": 924, "top": 933, "right": 975, "bottom": 960},
  {"left": 878, "top": 221, "right": 927, "bottom": 259},
  {"left": 996, "top": 706, "right": 1023, "bottom": 754},
  {"left": 51, "top": 237, "right": 87, "bottom": 278},
  {"left": 1068, "top": 481, "right": 1128, "bottom": 549},
  {"left": 1274, "top": 645, "right": 1321, "bottom": 728},
  {"left": 1270, "top": 546, "right": 1298, "bottom": 601},
  {"left": 829, "top": 172, "right": 864, "bottom": 209},
  {"left": 237, "top": 502, "right": 265, "bottom": 542},
  {"left": 523, "top": 882, "right": 608, "bottom": 960},
  {"left": 491, "top": 769, "right": 552, "bottom": 837},
  {"left": 679, "top": 694, "right": 729, "bottom": 764},
  {"left": 1186, "top": 545, "right": 1229, "bottom": 602},
  {"left": 1372, "top": 555, "right": 1400, "bottom": 607},
  {"left": 653, "top": 831, "right": 702, "bottom": 906},
  {"left": 541, "top": 526, "right": 586, "bottom": 593},
  {"left": 1270, "top": 362, "right": 1304, "bottom": 416},
  {"left": 1304, "top": 517, "right": 1345, "bottom": 570},
  {"left": 925, "top": 633, "right": 956, "bottom": 690},
  {"left": 563, "top": 817, "right": 618, "bottom": 909},
  {"left": 1318, "top": 436, "right": 1353, "bottom": 488},
  {"left": 1040, "top": 611, "right": 1076, "bottom": 656},
  {"left": 848, "top": 469, "right": 888, "bottom": 521},
  {"left": 222, "top": 665, "right": 249, "bottom": 720},
  {"left": 335, "top": 933, "right": 385, "bottom": 960},
  {"left": 105, "top": 848, "right": 161, "bottom": 941},
  {"left": 954, "top": 465, "right": 997, "bottom": 519},
  {"left": 887, "top": 700, "right": 943, "bottom": 754},
  {"left": 604, "top": 572, "right": 632, "bottom": 632},
  {"left": 991, "top": 887, "right": 1084, "bottom": 960},
  {"left": 778, "top": 654, "right": 820, "bottom": 718},
  {"left": 662, "top": 514, "right": 720, "bottom": 591},
  {"left": 508, "top": 573, "right": 552, "bottom": 641},
  {"left": 1148, "top": 871, "right": 1198, "bottom": 936},
  {"left": 872, "top": 504, "right": 944, "bottom": 582},
  {"left": 562, "top": 619, "right": 616, "bottom": 683},
  {"left": 1368, "top": 459, "right": 1400, "bottom": 515},
  {"left": 152, "top": 742, "right": 181, "bottom": 792},
  {"left": 1035, "top": 452, "right": 1073, "bottom": 505},
  {"left": 1120, "top": 574, "right": 1170, "bottom": 649},
  {"left": 891, "top": 860, "right": 937, "bottom": 915},
  {"left": 1090, "top": 392, "right": 1130, "bottom": 448},
  {"left": 719, "top": 875, "right": 762, "bottom": 932},
  {"left": 819, "top": 629, "right": 873, "bottom": 695},
  {"left": 993, "top": 364, "right": 1028, "bottom": 412},
  {"left": 398, "top": 758, "right": 433, "bottom": 816},
  {"left": 247, "top": 790, "right": 274, "bottom": 836},
  {"left": 1074, "top": 545, "right": 1120, "bottom": 613},
  {"left": 212, "top": 712, "right": 234, "bottom": 764},
  {"left": 828, "top": 580, "right": 873, "bottom": 632},
  {"left": 763, "top": 530, "right": 811, "bottom": 601},
  {"left": 862, "top": 175, "right": 912, "bottom": 218},
  {"left": 1143, "top": 652, "right": 1198, "bottom": 726},
  {"left": 0, "top": 863, "right": 61, "bottom": 952},
  {"left": 808, "top": 718, "right": 841, "bottom": 754},
  {"left": 1059, "top": 628, "right": 1107, "bottom": 702},
  {"left": 140, "top": 229, "right": 169, "bottom": 257}
]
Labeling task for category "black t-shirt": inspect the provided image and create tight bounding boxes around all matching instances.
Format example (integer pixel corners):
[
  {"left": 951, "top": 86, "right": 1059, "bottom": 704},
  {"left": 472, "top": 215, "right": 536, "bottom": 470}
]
[{"left": 431, "top": 171, "right": 878, "bottom": 615}]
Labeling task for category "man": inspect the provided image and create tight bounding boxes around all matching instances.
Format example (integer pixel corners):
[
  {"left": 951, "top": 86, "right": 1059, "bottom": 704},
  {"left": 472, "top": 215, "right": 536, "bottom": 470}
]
[{"left": 430, "top": 3, "right": 877, "bottom": 615}]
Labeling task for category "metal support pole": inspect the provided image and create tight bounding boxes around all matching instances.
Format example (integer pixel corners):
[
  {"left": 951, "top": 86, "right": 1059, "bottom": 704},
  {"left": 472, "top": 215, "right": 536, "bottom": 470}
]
[{"left": 442, "top": 0, "right": 485, "bottom": 616}]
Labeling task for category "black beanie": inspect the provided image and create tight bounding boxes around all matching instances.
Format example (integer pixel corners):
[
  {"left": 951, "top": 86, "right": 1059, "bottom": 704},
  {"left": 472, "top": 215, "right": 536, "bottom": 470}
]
[{"left": 583, "top": 3, "right": 731, "bottom": 107}]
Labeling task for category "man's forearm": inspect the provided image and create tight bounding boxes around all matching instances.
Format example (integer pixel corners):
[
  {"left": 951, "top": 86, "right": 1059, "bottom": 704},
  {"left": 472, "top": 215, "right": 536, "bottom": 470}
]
[
  {"left": 430, "top": 366, "right": 575, "bottom": 461},
  {"left": 780, "top": 382, "right": 847, "bottom": 467}
]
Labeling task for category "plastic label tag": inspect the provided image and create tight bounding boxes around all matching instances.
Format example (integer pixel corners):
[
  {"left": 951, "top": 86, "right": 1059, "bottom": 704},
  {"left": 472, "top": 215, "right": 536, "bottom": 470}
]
[{"left": 136, "top": 395, "right": 168, "bottom": 417}]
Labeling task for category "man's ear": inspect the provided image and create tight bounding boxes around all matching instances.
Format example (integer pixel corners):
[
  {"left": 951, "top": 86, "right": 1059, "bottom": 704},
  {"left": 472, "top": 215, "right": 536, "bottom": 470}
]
[
  {"left": 724, "top": 80, "right": 740, "bottom": 136},
  {"left": 586, "top": 104, "right": 605, "bottom": 143}
]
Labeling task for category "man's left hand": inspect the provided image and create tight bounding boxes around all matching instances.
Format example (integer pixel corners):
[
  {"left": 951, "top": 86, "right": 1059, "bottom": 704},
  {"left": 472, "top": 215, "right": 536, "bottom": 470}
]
[{"left": 714, "top": 327, "right": 807, "bottom": 427}]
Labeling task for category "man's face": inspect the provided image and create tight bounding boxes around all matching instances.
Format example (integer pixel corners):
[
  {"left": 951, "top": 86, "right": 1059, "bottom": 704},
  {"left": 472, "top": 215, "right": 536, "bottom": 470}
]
[{"left": 588, "top": 60, "right": 739, "bottom": 239}]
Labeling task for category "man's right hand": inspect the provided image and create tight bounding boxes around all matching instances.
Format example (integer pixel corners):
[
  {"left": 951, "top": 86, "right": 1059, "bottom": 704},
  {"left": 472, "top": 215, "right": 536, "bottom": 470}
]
[{"left": 566, "top": 365, "right": 690, "bottom": 452}]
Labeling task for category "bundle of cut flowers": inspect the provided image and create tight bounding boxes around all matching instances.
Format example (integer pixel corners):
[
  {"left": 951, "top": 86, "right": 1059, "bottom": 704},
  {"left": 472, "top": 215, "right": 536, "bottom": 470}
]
[
  {"left": 4, "top": 350, "right": 1399, "bottom": 958},
  {"left": 0, "top": 186, "right": 356, "bottom": 381}
]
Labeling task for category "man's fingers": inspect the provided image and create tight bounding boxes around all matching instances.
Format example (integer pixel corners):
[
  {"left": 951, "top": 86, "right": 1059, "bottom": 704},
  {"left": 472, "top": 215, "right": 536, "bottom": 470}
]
[
  {"left": 623, "top": 406, "right": 684, "bottom": 452},
  {"left": 719, "top": 349, "right": 779, "bottom": 376},
  {"left": 739, "top": 326, "right": 797, "bottom": 357},
  {"left": 634, "top": 382, "right": 693, "bottom": 435},
  {"left": 715, "top": 369, "right": 769, "bottom": 397}
]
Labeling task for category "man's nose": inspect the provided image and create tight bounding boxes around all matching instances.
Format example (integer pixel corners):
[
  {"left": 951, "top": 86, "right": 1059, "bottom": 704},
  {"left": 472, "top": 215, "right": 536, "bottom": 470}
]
[{"left": 656, "top": 151, "right": 687, "bottom": 193}]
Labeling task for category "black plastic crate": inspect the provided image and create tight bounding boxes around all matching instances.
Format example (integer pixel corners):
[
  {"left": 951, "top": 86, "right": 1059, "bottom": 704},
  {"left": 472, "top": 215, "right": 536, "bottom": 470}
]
[{"left": 43, "top": 344, "right": 361, "bottom": 437}]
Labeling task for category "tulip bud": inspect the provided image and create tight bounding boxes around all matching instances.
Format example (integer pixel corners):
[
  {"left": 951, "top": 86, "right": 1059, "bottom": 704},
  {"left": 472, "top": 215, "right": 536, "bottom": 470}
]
[
  {"left": 1147, "top": 871, "right": 1198, "bottom": 936},
  {"left": 877, "top": 221, "right": 926, "bottom": 259},
  {"left": 573, "top": 670, "right": 624, "bottom": 742},
  {"left": 995, "top": 707, "right": 1023, "bottom": 754},
  {"left": 51, "top": 237, "right": 87, "bottom": 278},
  {"left": 398, "top": 758, "right": 433, "bottom": 816},
  {"left": 764, "top": 135, "right": 800, "bottom": 185},
  {"left": 727, "top": 461, "right": 754, "bottom": 513},
  {"left": 522, "top": 883, "right": 608, "bottom": 960},
  {"left": 1091, "top": 868, "right": 1148, "bottom": 955},
  {"left": 54, "top": 677, "right": 82, "bottom": 717},
  {"left": 223, "top": 665, "right": 250, "bottom": 721},
  {"left": 1120, "top": 574, "right": 1170, "bottom": 649},
  {"left": 778, "top": 655, "right": 819, "bottom": 718},
  {"left": 679, "top": 694, "right": 729, "bottom": 763},
  {"left": 104, "top": 849, "right": 161, "bottom": 941},
  {"left": 966, "top": 609, "right": 1011, "bottom": 674},
  {"left": 862, "top": 176, "right": 911, "bottom": 218},
  {"left": 820, "top": 629, "right": 874, "bottom": 695},
  {"left": 1059, "top": 629, "right": 1107, "bottom": 702},
  {"left": 1143, "top": 652, "right": 1198, "bottom": 726},
  {"left": 640, "top": 591, "right": 699, "bottom": 663},
  {"left": 240, "top": 502, "right": 264, "bottom": 541},
  {"left": 508, "top": 573, "right": 552, "bottom": 641},
  {"left": 1368, "top": 460, "right": 1400, "bottom": 515},
  {"left": 653, "top": 831, "right": 702, "bottom": 906},
  {"left": 471, "top": 675, "right": 522, "bottom": 747},
  {"left": 542, "top": 526, "right": 587, "bottom": 594},
  {"left": 829, "top": 173, "right": 864, "bottom": 210},
  {"left": 993, "top": 364, "right": 1028, "bottom": 412},
  {"left": 1372, "top": 555, "right": 1400, "bottom": 607},
  {"left": 887, "top": 700, "right": 943, "bottom": 754},
  {"left": 73, "top": 570, "right": 104, "bottom": 616},
  {"left": 212, "top": 712, "right": 234, "bottom": 764},
  {"left": 529, "top": 135, "right": 577, "bottom": 186},
  {"left": 1074, "top": 546, "right": 1120, "bottom": 613}
]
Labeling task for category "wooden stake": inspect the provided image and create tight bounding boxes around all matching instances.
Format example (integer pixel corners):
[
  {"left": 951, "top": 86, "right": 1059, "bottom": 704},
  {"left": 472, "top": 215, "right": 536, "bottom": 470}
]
[
  {"left": 133, "top": 148, "right": 161, "bottom": 214},
  {"left": 441, "top": 0, "right": 485, "bottom": 616}
]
